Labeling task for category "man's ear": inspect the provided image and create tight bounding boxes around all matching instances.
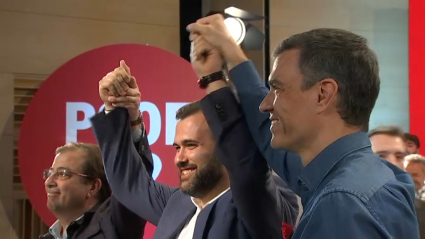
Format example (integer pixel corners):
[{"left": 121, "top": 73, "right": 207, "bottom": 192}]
[
  {"left": 88, "top": 178, "right": 102, "bottom": 199},
  {"left": 316, "top": 78, "right": 338, "bottom": 113}
]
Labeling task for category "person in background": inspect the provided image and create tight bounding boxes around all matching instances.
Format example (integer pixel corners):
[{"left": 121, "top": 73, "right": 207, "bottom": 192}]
[
  {"left": 39, "top": 142, "right": 152, "bottom": 239},
  {"left": 367, "top": 126, "right": 407, "bottom": 169},
  {"left": 187, "top": 13, "right": 419, "bottom": 238},
  {"left": 405, "top": 154, "right": 425, "bottom": 200},
  {"left": 406, "top": 133, "right": 421, "bottom": 154},
  {"left": 404, "top": 154, "right": 425, "bottom": 238}
]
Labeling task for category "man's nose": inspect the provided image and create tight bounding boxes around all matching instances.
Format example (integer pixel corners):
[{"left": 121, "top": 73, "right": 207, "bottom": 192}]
[
  {"left": 259, "top": 92, "right": 273, "bottom": 113},
  {"left": 45, "top": 175, "right": 57, "bottom": 188},
  {"left": 174, "top": 149, "right": 189, "bottom": 165}
]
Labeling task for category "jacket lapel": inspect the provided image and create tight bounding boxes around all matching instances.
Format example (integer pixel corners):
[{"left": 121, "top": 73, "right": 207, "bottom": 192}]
[
  {"left": 70, "top": 204, "right": 102, "bottom": 238},
  {"left": 192, "top": 200, "right": 218, "bottom": 239},
  {"left": 74, "top": 221, "right": 101, "bottom": 238},
  {"left": 154, "top": 196, "right": 197, "bottom": 239}
]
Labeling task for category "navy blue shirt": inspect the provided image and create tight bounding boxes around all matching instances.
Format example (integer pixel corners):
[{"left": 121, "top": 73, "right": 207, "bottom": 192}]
[{"left": 229, "top": 60, "right": 419, "bottom": 239}]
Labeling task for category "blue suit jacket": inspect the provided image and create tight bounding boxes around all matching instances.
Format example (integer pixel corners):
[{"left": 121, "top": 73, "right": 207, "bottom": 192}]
[{"left": 91, "top": 96, "right": 298, "bottom": 239}]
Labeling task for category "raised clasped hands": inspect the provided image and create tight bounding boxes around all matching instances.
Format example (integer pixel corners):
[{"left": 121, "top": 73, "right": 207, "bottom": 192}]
[
  {"left": 190, "top": 33, "right": 224, "bottom": 78},
  {"left": 186, "top": 13, "right": 248, "bottom": 71},
  {"left": 98, "top": 60, "right": 141, "bottom": 121}
]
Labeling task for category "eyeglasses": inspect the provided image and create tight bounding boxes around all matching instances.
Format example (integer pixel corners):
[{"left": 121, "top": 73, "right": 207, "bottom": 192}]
[{"left": 43, "top": 169, "right": 92, "bottom": 180}]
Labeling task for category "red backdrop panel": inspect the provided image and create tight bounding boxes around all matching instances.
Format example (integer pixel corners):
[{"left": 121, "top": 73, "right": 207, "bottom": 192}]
[{"left": 409, "top": 0, "right": 425, "bottom": 139}]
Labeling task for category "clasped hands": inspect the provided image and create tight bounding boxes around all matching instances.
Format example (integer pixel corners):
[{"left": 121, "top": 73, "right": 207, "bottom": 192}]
[
  {"left": 98, "top": 60, "right": 141, "bottom": 121},
  {"left": 186, "top": 13, "right": 248, "bottom": 78},
  {"left": 98, "top": 13, "right": 247, "bottom": 116}
]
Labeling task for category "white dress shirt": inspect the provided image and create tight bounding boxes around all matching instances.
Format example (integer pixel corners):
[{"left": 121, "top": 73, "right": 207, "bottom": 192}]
[{"left": 177, "top": 188, "right": 230, "bottom": 239}]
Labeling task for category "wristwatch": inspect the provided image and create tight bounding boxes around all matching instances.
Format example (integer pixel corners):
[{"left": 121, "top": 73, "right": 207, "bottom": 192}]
[
  {"left": 130, "top": 111, "right": 143, "bottom": 126},
  {"left": 197, "top": 71, "right": 226, "bottom": 89}
]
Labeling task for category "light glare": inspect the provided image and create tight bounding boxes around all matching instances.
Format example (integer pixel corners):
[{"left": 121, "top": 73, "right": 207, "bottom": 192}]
[{"left": 224, "top": 17, "right": 246, "bottom": 45}]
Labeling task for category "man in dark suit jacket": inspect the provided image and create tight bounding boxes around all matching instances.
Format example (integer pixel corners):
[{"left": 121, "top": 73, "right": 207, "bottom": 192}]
[
  {"left": 39, "top": 142, "right": 152, "bottom": 239},
  {"left": 91, "top": 59, "right": 298, "bottom": 238}
]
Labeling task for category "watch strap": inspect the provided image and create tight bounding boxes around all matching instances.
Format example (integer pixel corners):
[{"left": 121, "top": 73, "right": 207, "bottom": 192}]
[
  {"left": 130, "top": 111, "right": 143, "bottom": 126},
  {"left": 197, "top": 71, "right": 226, "bottom": 89}
]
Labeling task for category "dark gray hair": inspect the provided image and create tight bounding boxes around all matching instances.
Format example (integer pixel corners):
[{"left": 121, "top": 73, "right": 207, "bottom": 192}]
[{"left": 273, "top": 28, "right": 380, "bottom": 131}]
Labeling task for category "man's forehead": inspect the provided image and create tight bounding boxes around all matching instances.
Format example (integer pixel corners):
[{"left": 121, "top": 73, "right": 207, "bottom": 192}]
[
  {"left": 174, "top": 113, "right": 209, "bottom": 141},
  {"left": 370, "top": 134, "right": 405, "bottom": 151},
  {"left": 269, "top": 49, "right": 301, "bottom": 81},
  {"left": 370, "top": 134, "right": 404, "bottom": 143},
  {"left": 406, "top": 140, "right": 417, "bottom": 145},
  {"left": 51, "top": 150, "right": 84, "bottom": 170}
]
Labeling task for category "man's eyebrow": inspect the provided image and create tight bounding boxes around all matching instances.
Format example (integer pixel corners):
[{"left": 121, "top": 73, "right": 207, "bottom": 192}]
[
  {"left": 375, "top": 150, "right": 389, "bottom": 154},
  {"left": 56, "top": 167, "right": 71, "bottom": 171},
  {"left": 173, "top": 139, "right": 199, "bottom": 147},
  {"left": 268, "top": 79, "right": 282, "bottom": 87}
]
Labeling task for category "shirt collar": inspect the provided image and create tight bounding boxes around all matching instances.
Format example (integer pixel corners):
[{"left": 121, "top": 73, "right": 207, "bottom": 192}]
[
  {"left": 190, "top": 188, "right": 230, "bottom": 210},
  {"left": 417, "top": 186, "right": 425, "bottom": 195},
  {"left": 49, "top": 215, "right": 84, "bottom": 239},
  {"left": 298, "top": 131, "right": 371, "bottom": 191}
]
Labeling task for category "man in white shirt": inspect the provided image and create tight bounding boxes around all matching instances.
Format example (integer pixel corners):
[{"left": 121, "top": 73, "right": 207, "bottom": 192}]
[{"left": 90, "top": 57, "right": 298, "bottom": 238}]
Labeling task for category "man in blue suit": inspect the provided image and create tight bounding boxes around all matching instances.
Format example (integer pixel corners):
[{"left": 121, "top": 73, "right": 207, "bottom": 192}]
[
  {"left": 90, "top": 59, "right": 298, "bottom": 238},
  {"left": 187, "top": 14, "right": 419, "bottom": 239}
]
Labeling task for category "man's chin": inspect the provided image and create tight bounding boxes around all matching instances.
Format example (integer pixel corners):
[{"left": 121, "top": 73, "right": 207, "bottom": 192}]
[
  {"left": 47, "top": 202, "right": 59, "bottom": 212},
  {"left": 270, "top": 135, "right": 284, "bottom": 149},
  {"left": 180, "top": 179, "right": 198, "bottom": 196},
  {"left": 179, "top": 179, "right": 190, "bottom": 190}
]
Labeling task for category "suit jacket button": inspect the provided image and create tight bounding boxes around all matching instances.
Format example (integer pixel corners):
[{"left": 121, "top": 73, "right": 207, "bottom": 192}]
[{"left": 215, "top": 104, "right": 223, "bottom": 109}]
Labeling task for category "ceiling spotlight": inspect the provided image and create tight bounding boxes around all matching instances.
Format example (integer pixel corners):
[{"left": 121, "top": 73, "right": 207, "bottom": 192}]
[
  {"left": 205, "top": 7, "right": 265, "bottom": 50},
  {"left": 224, "top": 7, "right": 265, "bottom": 50},
  {"left": 224, "top": 17, "right": 246, "bottom": 45}
]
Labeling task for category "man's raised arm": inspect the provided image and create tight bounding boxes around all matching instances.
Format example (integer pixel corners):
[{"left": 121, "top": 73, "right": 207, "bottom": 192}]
[
  {"left": 191, "top": 35, "right": 298, "bottom": 237},
  {"left": 107, "top": 120, "right": 154, "bottom": 239},
  {"left": 187, "top": 15, "right": 303, "bottom": 195},
  {"left": 93, "top": 61, "right": 178, "bottom": 225}
]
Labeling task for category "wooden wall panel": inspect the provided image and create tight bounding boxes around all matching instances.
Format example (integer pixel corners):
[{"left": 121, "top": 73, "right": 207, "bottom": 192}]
[
  {"left": 0, "top": 0, "right": 178, "bottom": 27},
  {"left": 0, "top": 11, "right": 179, "bottom": 75},
  {"left": 0, "top": 1, "right": 180, "bottom": 238}
]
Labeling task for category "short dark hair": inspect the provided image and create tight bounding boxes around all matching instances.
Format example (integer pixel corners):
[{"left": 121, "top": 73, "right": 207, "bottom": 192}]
[
  {"left": 56, "top": 143, "right": 111, "bottom": 203},
  {"left": 273, "top": 28, "right": 380, "bottom": 131},
  {"left": 176, "top": 101, "right": 202, "bottom": 120},
  {"left": 405, "top": 133, "right": 420, "bottom": 148},
  {"left": 368, "top": 126, "right": 405, "bottom": 140}
]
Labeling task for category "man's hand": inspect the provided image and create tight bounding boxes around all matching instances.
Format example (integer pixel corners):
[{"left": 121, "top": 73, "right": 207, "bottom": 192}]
[
  {"left": 99, "top": 60, "right": 135, "bottom": 110},
  {"left": 187, "top": 14, "right": 248, "bottom": 70},
  {"left": 99, "top": 60, "right": 140, "bottom": 121},
  {"left": 191, "top": 34, "right": 227, "bottom": 94},
  {"left": 108, "top": 86, "right": 141, "bottom": 121},
  {"left": 190, "top": 34, "right": 224, "bottom": 78}
]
